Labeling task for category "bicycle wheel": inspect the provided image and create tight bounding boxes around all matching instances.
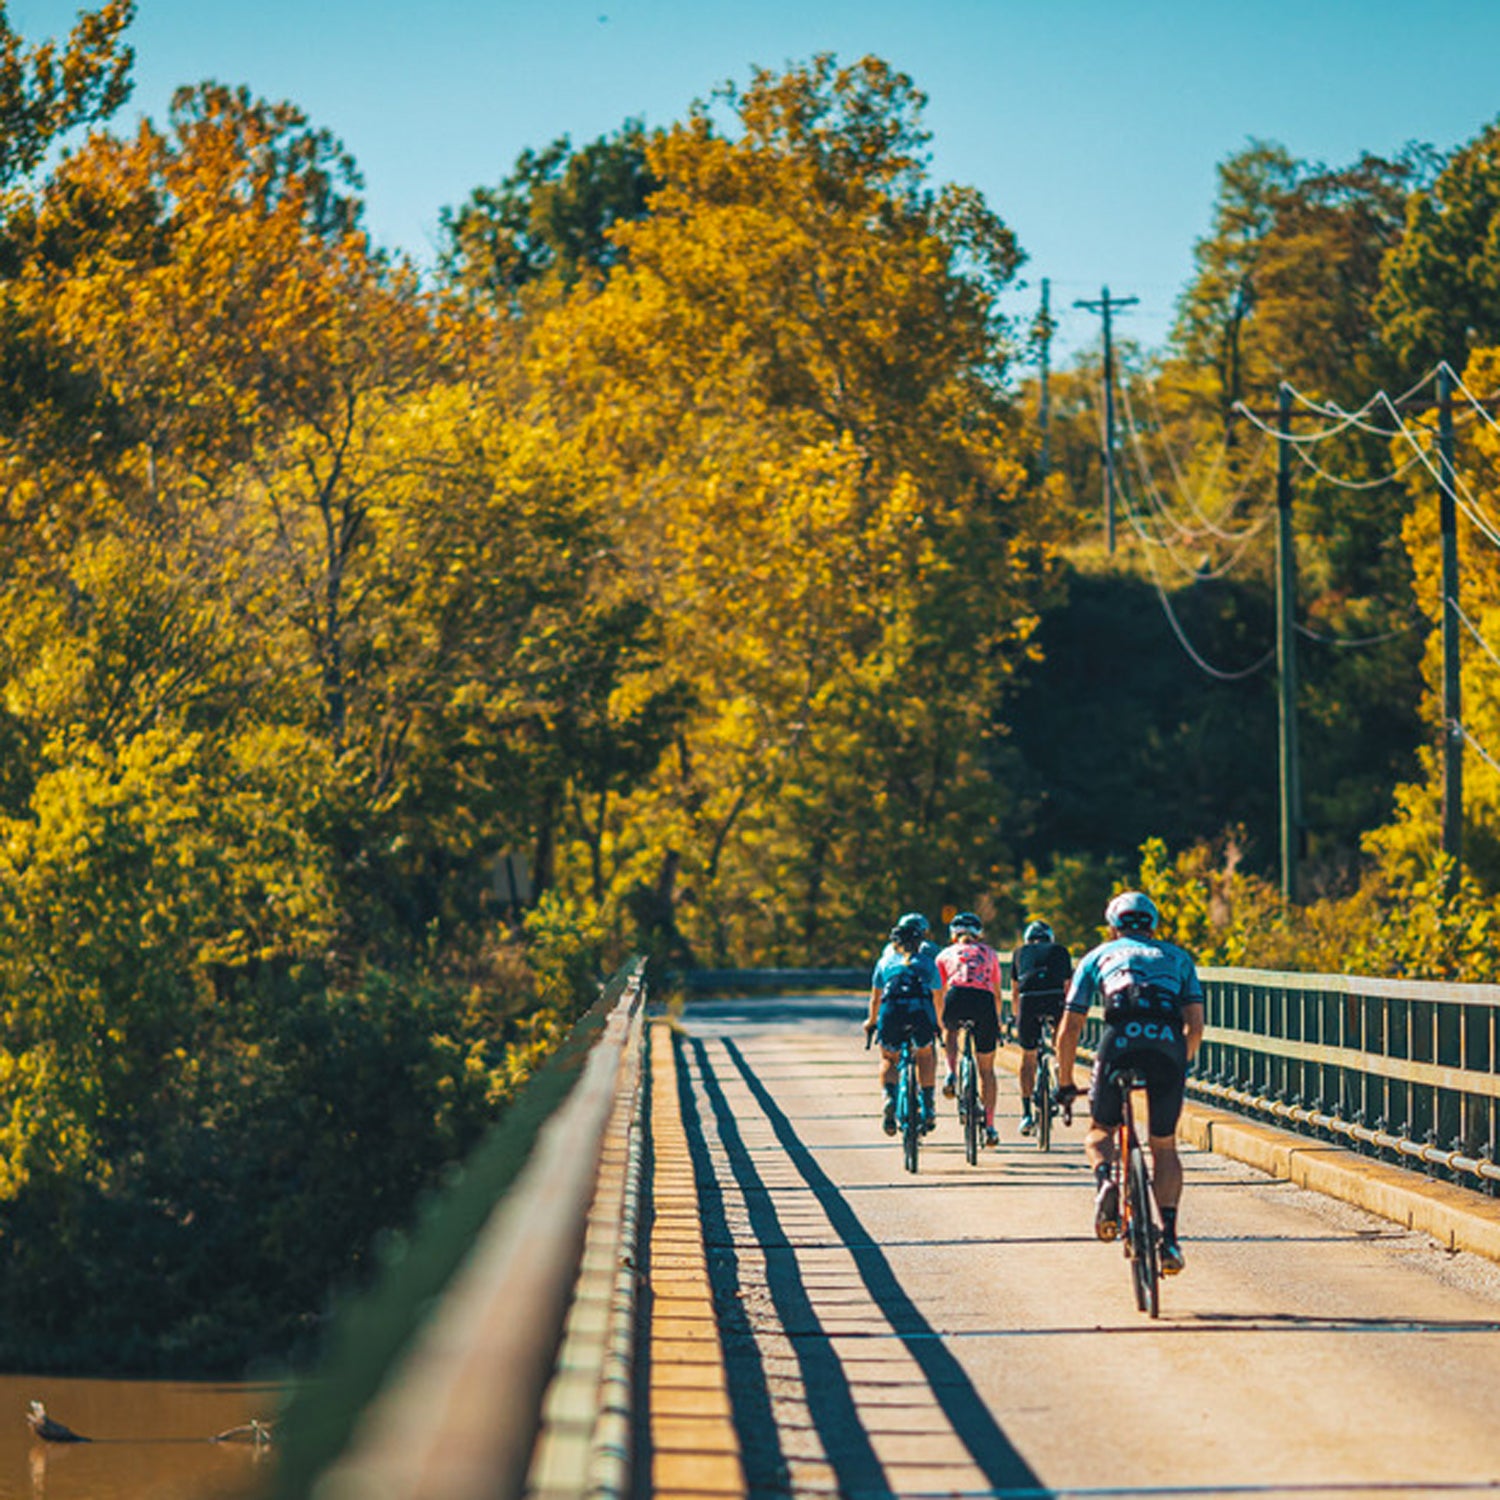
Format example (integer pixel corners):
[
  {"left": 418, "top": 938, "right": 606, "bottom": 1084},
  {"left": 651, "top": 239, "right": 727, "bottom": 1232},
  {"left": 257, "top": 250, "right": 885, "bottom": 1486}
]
[
  {"left": 902, "top": 1049, "right": 920, "bottom": 1173},
  {"left": 1127, "top": 1142, "right": 1160, "bottom": 1317},
  {"left": 962, "top": 1044, "right": 980, "bottom": 1165},
  {"left": 1034, "top": 1051, "right": 1053, "bottom": 1152}
]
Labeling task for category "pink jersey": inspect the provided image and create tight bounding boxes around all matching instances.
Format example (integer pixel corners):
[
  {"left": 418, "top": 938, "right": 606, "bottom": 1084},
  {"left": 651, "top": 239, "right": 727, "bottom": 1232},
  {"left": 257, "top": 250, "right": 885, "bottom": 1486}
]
[{"left": 936, "top": 939, "right": 1001, "bottom": 994}]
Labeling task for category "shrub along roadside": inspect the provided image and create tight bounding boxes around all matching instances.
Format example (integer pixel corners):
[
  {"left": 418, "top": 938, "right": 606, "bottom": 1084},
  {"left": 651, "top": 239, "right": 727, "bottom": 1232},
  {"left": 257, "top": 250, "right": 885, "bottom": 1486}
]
[
  {"left": 0, "top": 937, "right": 594, "bottom": 1377},
  {"left": 268, "top": 959, "right": 638, "bottom": 1500}
]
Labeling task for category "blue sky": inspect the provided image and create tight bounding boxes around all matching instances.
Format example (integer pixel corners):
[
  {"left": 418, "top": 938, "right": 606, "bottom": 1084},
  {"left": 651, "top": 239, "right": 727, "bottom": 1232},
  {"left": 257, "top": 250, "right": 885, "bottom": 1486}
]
[{"left": 15, "top": 1, "right": 1500, "bottom": 362}]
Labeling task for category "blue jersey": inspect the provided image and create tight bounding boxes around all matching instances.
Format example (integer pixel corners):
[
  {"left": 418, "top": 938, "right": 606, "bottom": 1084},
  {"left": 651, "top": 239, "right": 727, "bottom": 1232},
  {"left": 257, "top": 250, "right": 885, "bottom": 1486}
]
[
  {"left": 1064, "top": 934, "right": 1202, "bottom": 1017},
  {"left": 871, "top": 941, "right": 940, "bottom": 994}
]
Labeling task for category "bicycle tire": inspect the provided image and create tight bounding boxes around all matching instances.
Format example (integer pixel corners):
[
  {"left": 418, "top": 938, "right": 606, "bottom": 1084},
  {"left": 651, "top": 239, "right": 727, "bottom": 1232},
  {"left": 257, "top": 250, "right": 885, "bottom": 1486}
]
[
  {"left": 902, "top": 1047, "right": 920, "bottom": 1173},
  {"left": 961, "top": 1042, "right": 979, "bottom": 1165},
  {"left": 1127, "top": 1142, "right": 1159, "bottom": 1317},
  {"left": 1034, "top": 1051, "right": 1053, "bottom": 1152}
]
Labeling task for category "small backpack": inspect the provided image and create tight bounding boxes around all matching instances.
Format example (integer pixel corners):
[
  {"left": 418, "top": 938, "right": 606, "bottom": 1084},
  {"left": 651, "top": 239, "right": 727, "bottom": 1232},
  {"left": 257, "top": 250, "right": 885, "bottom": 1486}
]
[{"left": 881, "top": 961, "right": 930, "bottom": 1008}]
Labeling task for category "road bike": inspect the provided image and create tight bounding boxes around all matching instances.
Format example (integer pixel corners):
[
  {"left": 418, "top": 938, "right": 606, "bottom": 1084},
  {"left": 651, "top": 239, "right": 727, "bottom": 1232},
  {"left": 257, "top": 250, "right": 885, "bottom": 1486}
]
[
  {"left": 1112, "top": 1065, "right": 1161, "bottom": 1318},
  {"left": 868, "top": 1022, "right": 926, "bottom": 1173},
  {"left": 1031, "top": 1014, "right": 1060, "bottom": 1151},
  {"left": 954, "top": 1019, "right": 982, "bottom": 1165}
]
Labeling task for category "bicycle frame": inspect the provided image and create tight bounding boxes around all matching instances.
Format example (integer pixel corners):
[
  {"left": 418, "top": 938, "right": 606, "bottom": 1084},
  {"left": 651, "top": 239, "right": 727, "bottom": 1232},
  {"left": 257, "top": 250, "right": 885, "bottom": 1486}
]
[
  {"left": 866, "top": 1020, "right": 924, "bottom": 1172},
  {"left": 956, "top": 1020, "right": 981, "bottom": 1165},
  {"left": 900, "top": 1032, "right": 924, "bottom": 1172},
  {"left": 1114, "top": 1067, "right": 1161, "bottom": 1318},
  {"left": 1033, "top": 1016, "right": 1057, "bottom": 1151}
]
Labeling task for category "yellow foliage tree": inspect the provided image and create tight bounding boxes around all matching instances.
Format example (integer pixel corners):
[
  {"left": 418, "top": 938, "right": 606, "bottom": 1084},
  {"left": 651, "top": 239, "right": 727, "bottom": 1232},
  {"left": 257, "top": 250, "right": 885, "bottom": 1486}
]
[
  {"left": 1367, "top": 347, "right": 1500, "bottom": 891},
  {"left": 523, "top": 56, "right": 1058, "bottom": 962}
]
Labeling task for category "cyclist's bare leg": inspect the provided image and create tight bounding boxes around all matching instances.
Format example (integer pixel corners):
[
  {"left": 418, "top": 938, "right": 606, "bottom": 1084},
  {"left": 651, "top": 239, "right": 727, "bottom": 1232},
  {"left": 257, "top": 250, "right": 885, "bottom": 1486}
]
[
  {"left": 878, "top": 1048, "right": 899, "bottom": 1088},
  {"left": 1018, "top": 1047, "right": 1038, "bottom": 1100},
  {"left": 1084, "top": 1123, "right": 1114, "bottom": 1173},
  {"left": 943, "top": 1023, "right": 959, "bottom": 1079},
  {"left": 1148, "top": 1134, "right": 1183, "bottom": 1209},
  {"left": 916, "top": 1043, "right": 937, "bottom": 1087},
  {"left": 978, "top": 1051, "right": 997, "bottom": 1124}
]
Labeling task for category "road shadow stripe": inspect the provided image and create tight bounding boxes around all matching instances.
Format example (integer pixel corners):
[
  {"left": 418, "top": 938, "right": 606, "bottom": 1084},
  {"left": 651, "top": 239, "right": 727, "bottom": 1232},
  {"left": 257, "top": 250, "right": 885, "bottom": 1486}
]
[
  {"left": 672, "top": 1030, "right": 785, "bottom": 1493},
  {"left": 685, "top": 1035, "right": 894, "bottom": 1495},
  {"left": 721, "top": 1036, "right": 1043, "bottom": 1495}
]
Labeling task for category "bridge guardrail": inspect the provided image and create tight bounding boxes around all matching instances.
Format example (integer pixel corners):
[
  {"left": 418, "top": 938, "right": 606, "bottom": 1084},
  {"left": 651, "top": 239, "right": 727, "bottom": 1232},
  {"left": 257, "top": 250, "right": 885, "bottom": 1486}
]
[
  {"left": 669, "top": 966, "right": 869, "bottom": 992},
  {"left": 1191, "top": 966, "right": 1500, "bottom": 1192},
  {"left": 674, "top": 962, "right": 1500, "bottom": 1194},
  {"left": 273, "top": 956, "right": 649, "bottom": 1500}
]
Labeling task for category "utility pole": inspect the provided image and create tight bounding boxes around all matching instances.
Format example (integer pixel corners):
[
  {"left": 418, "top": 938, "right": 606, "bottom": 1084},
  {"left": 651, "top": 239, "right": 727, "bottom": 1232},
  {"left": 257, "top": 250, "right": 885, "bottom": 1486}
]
[
  {"left": 1275, "top": 384, "right": 1302, "bottom": 903},
  {"left": 1037, "top": 278, "right": 1054, "bottom": 480},
  {"left": 1437, "top": 366, "right": 1462, "bottom": 888},
  {"left": 1074, "top": 285, "right": 1138, "bottom": 552}
]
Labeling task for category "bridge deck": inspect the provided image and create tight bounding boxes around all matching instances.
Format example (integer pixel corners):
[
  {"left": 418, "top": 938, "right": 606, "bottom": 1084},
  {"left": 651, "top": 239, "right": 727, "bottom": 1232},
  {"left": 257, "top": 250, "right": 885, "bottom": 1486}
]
[{"left": 641, "top": 993, "right": 1500, "bottom": 1497}]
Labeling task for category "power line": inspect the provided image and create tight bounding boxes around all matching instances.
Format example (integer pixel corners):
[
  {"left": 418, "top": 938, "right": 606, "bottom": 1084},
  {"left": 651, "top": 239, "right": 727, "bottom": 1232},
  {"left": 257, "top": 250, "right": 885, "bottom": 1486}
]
[
  {"left": 1371, "top": 390, "right": 1500, "bottom": 553},
  {"left": 1296, "top": 619, "right": 1419, "bottom": 649},
  {"left": 1135, "top": 532, "right": 1276, "bottom": 681},
  {"left": 1142, "top": 376, "right": 1276, "bottom": 542},
  {"left": 1456, "top": 721, "right": 1500, "bottom": 779},
  {"left": 1292, "top": 445, "right": 1424, "bottom": 491},
  {"left": 1116, "top": 375, "right": 1276, "bottom": 554},
  {"left": 1451, "top": 596, "right": 1500, "bottom": 677}
]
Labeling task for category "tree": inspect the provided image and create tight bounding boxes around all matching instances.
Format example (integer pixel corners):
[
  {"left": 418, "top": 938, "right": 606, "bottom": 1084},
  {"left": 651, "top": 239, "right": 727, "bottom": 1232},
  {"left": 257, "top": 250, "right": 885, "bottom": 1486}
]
[
  {"left": 1172, "top": 141, "right": 1298, "bottom": 419},
  {"left": 1376, "top": 118, "right": 1500, "bottom": 374},
  {"left": 1367, "top": 344, "right": 1500, "bottom": 894},
  {"left": 438, "top": 121, "right": 658, "bottom": 303},
  {"left": 1174, "top": 140, "right": 1430, "bottom": 414},
  {"left": 16, "top": 83, "right": 372, "bottom": 474},
  {"left": 1131, "top": 141, "right": 1436, "bottom": 879},
  {"left": 521, "top": 56, "right": 1052, "bottom": 960},
  {"left": 0, "top": 1, "right": 134, "bottom": 187},
  {"left": 0, "top": 1, "right": 136, "bottom": 525}
]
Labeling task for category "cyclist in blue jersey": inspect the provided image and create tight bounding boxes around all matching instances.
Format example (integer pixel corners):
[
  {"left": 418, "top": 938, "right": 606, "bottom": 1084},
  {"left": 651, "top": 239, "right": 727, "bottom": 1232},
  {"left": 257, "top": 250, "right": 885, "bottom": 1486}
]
[
  {"left": 864, "top": 911, "right": 941, "bottom": 1136},
  {"left": 1054, "top": 890, "right": 1204, "bottom": 1275}
]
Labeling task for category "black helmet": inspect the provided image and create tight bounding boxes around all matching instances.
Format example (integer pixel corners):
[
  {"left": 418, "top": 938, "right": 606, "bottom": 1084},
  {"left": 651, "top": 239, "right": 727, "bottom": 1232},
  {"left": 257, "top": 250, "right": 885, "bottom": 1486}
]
[
  {"left": 1023, "top": 919, "right": 1053, "bottom": 943},
  {"left": 890, "top": 911, "right": 928, "bottom": 952},
  {"left": 949, "top": 912, "right": 983, "bottom": 940}
]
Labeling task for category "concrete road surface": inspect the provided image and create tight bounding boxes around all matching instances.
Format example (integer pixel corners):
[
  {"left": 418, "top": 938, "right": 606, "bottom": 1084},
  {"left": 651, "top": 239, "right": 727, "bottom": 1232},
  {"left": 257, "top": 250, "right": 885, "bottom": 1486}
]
[{"left": 656, "top": 994, "right": 1500, "bottom": 1498}]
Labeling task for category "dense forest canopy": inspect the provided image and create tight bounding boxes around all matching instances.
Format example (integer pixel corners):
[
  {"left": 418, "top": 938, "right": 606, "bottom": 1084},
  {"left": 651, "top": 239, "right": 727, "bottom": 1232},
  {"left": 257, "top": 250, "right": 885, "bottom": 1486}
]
[{"left": 1, "top": 5, "right": 1500, "bottom": 1370}]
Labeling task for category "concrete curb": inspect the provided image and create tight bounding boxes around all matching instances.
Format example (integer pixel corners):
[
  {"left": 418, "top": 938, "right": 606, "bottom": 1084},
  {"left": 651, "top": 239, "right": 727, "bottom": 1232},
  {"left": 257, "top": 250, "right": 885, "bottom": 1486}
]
[{"left": 1176, "top": 1100, "right": 1500, "bottom": 1264}]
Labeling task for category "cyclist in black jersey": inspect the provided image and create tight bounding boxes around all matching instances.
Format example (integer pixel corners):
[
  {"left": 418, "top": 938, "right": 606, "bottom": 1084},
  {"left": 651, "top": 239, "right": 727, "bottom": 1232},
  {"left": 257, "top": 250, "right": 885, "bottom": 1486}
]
[{"left": 1009, "top": 918, "right": 1072, "bottom": 1137}]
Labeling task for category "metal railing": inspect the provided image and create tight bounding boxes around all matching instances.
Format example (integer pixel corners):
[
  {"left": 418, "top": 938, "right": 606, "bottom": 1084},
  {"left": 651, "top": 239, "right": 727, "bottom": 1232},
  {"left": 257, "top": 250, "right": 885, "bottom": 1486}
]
[
  {"left": 1190, "top": 967, "right": 1500, "bottom": 1191},
  {"left": 675, "top": 961, "right": 1500, "bottom": 1194},
  {"left": 669, "top": 966, "right": 869, "bottom": 993},
  {"left": 274, "top": 957, "right": 649, "bottom": 1500}
]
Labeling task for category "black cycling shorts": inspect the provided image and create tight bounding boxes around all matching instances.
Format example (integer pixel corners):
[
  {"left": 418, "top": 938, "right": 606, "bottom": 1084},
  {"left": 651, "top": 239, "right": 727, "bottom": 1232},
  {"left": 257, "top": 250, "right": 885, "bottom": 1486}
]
[
  {"left": 1016, "top": 989, "right": 1064, "bottom": 1050},
  {"left": 941, "top": 985, "right": 1000, "bottom": 1053},
  {"left": 877, "top": 999, "right": 936, "bottom": 1052},
  {"left": 1089, "top": 1032, "right": 1186, "bottom": 1138}
]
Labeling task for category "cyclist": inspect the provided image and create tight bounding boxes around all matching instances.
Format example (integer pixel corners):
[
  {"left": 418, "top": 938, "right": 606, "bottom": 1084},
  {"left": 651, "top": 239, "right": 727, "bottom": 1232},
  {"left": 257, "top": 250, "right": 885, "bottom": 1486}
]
[
  {"left": 864, "top": 911, "right": 941, "bottom": 1137},
  {"left": 1054, "top": 890, "right": 1204, "bottom": 1275},
  {"left": 1010, "top": 918, "right": 1073, "bottom": 1137},
  {"left": 935, "top": 912, "right": 1004, "bottom": 1147}
]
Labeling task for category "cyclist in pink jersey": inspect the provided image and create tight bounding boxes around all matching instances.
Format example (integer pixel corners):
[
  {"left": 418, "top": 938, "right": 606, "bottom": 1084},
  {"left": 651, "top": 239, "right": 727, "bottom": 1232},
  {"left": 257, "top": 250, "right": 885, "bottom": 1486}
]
[{"left": 934, "top": 912, "right": 1005, "bottom": 1148}]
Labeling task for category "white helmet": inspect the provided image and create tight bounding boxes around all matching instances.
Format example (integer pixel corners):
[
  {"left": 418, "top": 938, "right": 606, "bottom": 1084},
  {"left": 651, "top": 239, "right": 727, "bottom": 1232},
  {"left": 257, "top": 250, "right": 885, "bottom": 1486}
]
[{"left": 1105, "top": 890, "right": 1159, "bottom": 933}]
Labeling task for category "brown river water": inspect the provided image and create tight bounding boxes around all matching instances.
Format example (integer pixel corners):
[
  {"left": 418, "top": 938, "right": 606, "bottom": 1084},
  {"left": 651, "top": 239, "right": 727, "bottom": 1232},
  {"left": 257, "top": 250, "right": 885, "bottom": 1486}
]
[{"left": 0, "top": 1375, "right": 280, "bottom": 1500}]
